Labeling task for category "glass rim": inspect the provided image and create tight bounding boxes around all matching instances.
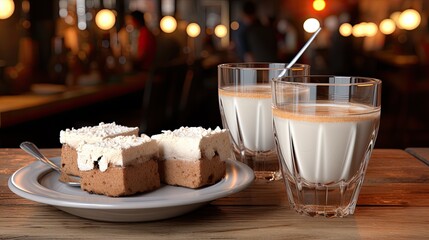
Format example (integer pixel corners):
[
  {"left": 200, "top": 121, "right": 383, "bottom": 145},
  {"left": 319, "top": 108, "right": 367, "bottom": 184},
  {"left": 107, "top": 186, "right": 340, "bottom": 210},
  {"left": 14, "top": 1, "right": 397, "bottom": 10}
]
[
  {"left": 272, "top": 75, "right": 382, "bottom": 86},
  {"left": 218, "top": 62, "right": 310, "bottom": 70}
]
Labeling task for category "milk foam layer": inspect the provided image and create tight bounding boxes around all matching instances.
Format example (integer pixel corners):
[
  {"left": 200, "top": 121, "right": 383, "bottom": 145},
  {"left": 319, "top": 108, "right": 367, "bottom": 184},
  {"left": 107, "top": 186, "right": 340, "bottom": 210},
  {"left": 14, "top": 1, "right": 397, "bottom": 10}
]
[
  {"left": 219, "top": 85, "right": 273, "bottom": 152},
  {"left": 273, "top": 103, "right": 380, "bottom": 183},
  {"left": 152, "top": 126, "right": 232, "bottom": 161}
]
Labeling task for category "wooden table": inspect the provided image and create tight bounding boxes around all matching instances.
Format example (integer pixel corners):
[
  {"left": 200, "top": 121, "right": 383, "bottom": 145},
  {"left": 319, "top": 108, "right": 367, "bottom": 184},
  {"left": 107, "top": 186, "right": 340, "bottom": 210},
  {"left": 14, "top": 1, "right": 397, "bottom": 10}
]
[
  {"left": 0, "top": 73, "right": 146, "bottom": 128},
  {"left": 1, "top": 149, "right": 428, "bottom": 239}
]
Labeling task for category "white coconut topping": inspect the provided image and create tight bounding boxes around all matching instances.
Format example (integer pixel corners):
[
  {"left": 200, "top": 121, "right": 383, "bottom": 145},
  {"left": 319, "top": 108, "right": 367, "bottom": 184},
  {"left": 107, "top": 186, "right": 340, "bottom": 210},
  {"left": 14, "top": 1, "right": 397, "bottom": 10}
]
[
  {"left": 59, "top": 122, "right": 139, "bottom": 149},
  {"left": 152, "top": 126, "right": 232, "bottom": 161},
  {"left": 76, "top": 134, "right": 158, "bottom": 172}
]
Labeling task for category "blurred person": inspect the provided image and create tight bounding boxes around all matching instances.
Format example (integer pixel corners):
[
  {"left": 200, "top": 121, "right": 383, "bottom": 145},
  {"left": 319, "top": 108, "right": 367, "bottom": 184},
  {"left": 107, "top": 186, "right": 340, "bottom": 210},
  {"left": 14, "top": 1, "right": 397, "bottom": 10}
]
[
  {"left": 235, "top": 1, "right": 278, "bottom": 62},
  {"left": 129, "top": 10, "right": 156, "bottom": 71}
]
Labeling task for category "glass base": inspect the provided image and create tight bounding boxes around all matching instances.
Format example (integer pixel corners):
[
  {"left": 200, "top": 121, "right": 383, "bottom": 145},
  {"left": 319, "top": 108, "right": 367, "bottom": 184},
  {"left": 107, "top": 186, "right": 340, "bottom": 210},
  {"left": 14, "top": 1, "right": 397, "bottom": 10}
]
[
  {"left": 291, "top": 204, "right": 356, "bottom": 218},
  {"left": 233, "top": 150, "right": 282, "bottom": 181},
  {"left": 284, "top": 173, "right": 364, "bottom": 218},
  {"left": 254, "top": 170, "right": 283, "bottom": 181}
]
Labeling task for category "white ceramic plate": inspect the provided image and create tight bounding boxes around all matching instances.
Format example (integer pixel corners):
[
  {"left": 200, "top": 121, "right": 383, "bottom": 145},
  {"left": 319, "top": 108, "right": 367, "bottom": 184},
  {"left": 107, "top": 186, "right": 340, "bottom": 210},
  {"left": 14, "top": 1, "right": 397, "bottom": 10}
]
[{"left": 8, "top": 157, "right": 254, "bottom": 222}]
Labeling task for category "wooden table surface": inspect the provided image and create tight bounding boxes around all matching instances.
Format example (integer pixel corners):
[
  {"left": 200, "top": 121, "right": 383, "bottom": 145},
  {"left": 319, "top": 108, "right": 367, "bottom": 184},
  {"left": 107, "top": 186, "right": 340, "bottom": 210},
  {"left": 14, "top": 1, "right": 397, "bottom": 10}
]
[{"left": 1, "top": 148, "right": 429, "bottom": 239}]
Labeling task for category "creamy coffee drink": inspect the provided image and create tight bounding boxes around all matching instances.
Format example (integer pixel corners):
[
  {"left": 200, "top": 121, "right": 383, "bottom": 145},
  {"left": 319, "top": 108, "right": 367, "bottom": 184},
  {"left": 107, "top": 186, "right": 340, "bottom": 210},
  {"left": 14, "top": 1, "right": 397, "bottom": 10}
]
[
  {"left": 218, "top": 63, "right": 310, "bottom": 181},
  {"left": 219, "top": 85, "right": 273, "bottom": 152},
  {"left": 273, "top": 102, "right": 380, "bottom": 184},
  {"left": 271, "top": 75, "right": 381, "bottom": 217}
]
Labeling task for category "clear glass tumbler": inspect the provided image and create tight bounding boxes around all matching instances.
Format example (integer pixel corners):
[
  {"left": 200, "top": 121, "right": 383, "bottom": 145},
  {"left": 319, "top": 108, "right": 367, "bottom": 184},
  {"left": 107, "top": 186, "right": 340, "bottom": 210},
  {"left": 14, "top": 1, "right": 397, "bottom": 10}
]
[
  {"left": 218, "top": 63, "right": 310, "bottom": 181},
  {"left": 271, "top": 75, "right": 381, "bottom": 217}
]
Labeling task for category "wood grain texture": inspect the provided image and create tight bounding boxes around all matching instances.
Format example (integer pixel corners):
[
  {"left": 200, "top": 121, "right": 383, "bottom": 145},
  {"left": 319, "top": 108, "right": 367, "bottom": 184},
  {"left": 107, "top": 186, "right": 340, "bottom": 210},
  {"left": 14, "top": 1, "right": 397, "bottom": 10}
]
[{"left": 1, "top": 148, "right": 429, "bottom": 239}]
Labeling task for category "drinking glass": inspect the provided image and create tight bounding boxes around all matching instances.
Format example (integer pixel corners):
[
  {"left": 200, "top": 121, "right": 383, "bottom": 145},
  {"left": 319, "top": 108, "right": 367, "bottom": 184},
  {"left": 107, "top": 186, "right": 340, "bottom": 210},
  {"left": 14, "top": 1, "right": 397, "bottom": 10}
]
[
  {"left": 218, "top": 63, "right": 310, "bottom": 181},
  {"left": 271, "top": 75, "right": 381, "bottom": 217}
]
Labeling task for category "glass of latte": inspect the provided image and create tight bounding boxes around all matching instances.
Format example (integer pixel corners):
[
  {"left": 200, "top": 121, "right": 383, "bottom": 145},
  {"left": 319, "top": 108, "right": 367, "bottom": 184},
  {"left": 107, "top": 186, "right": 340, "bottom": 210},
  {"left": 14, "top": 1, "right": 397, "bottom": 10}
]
[
  {"left": 271, "top": 75, "right": 381, "bottom": 217},
  {"left": 218, "top": 63, "right": 309, "bottom": 181}
]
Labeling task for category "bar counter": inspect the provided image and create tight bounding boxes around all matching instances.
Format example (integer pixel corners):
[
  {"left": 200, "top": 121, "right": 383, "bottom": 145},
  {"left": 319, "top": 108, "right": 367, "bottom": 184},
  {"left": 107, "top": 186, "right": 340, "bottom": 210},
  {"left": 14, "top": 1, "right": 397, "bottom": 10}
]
[
  {"left": 0, "top": 73, "right": 146, "bottom": 128},
  {"left": 1, "top": 148, "right": 428, "bottom": 239}
]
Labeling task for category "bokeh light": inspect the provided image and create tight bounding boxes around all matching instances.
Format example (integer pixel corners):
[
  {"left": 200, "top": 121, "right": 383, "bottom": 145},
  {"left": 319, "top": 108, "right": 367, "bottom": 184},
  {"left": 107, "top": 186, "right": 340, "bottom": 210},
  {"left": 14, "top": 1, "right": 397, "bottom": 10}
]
[
  {"left": 303, "top": 18, "right": 320, "bottom": 33},
  {"left": 390, "top": 11, "right": 401, "bottom": 27},
  {"left": 339, "top": 23, "right": 352, "bottom": 37},
  {"left": 95, "top": 9, "right": 116, "bottom": 30},
  {"left": 214, "top": 24, "right": 227, "bottom": 38},
  {"left": 365, "top": 22, "right": 378, "bottom": 37},
  {"left": 379, "top": 19, "right": 396, "bottom": 35},
  {"left": 398, "top": 9, "right": 421, "bottom": 30},
  {"left": 0, "top": 0, "right": 15, "bottom": 19},
  {"left": 230, "top": 21, "right": 239, "bottom": 31},
  {"left": 352, "top": 23, "right": 365, "bottom": 37},
  {"left": 160, "top": 16, "right": 177, "bottom": 33},
  {"left": 313, "top": 0, "right": 326, "bottom": 12},
  {"left": 186, "top": 22, "right": 201, "bottom": 38}
]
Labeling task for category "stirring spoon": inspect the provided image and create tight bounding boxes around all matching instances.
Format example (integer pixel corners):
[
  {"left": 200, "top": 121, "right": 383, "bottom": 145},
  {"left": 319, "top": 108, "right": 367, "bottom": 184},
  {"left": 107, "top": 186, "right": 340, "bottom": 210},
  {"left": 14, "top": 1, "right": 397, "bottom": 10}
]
[
  {"left": 278, "top": 27, "right": 322, "bottom": 78},
  {"left": 20, "top": 141, "right": 81, "bottom": 187}
]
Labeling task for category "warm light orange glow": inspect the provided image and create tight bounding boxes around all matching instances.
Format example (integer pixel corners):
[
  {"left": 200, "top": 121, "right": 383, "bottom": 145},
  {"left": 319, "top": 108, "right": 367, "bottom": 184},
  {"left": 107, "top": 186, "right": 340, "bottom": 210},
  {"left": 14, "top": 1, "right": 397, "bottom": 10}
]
[
  {"left": 160, "top": 16, "right": 177, "bottom": 33},
  {"left": 379, "top": 19, "right": 396, "bottom": 35},
  {"left": 214, "top": 24, "right": 227, "bottom": 38},
  {"left": 390, "top": 11, "right": 401, "bottom": 27},
  {"left": 206, "top": 28, "right": 213, "bottom": 35},
  {"left": 313, "top": 0, "right": 326, "bottom": 12},
  {"left": 95, "top": 9, "right": 116, "bottom": 30},
  {"left": 352, "top": 23, "right": 365, "bottom": 37},
  {"left": 0, "top": 0, "right": 15, "bottom": 19},
  {"left": 398, "top": 9, "right": 421, "bottom": 30},
  {"left": 339, "top": 23, "right": 352, "bottom": 37},
  {"left": 365, "top": 22, "right": 378, "bottom": 37},
  {"left": 231, "top": 21, "right": 240, "bottom": 31},
  {"left": 186, "top": 23, "right": 201, "bottom": 38}
]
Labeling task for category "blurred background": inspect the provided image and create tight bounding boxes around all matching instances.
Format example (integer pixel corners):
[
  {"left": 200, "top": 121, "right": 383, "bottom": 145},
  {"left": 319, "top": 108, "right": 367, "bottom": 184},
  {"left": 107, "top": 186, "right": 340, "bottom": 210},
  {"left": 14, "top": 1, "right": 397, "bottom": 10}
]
[{"left": 0, "top": 0, "right": 428, "bottom": 149}]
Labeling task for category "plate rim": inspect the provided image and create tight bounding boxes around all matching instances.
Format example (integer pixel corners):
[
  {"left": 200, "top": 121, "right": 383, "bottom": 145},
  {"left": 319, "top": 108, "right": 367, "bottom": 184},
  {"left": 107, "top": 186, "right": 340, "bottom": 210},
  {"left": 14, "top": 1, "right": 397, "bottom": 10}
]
[{"left": 8, "top": 157, "right": 255, "bottom": 210}]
